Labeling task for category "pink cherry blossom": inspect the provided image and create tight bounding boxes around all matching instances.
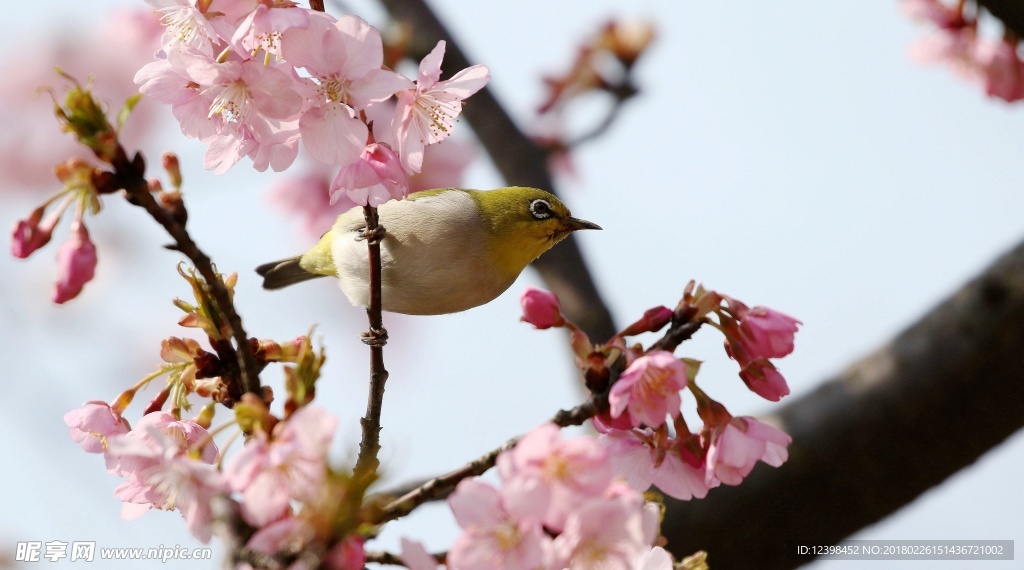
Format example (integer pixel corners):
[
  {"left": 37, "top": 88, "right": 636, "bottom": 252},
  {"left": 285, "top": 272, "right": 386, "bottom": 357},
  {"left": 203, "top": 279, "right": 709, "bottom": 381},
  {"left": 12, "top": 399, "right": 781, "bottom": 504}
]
[
  {"left": 705, "top": 416, "right": 791, "bottom": 487},
  {"left": 134, "top": 48, "right": 220, "bottom": 141},
  {"left": 601, "top": 480, "right": 661, "bottom": 546},
  {"left": 635, "top": 547, "right": 675, "bottom": 570},
  {"left": 497, "top": 422, "right": 613, "bottom": 532},
  {"left": 448, "top": 478, "right": 551, "bottom": 570},
  {"left": 737, "top": 306, "right": 801, "bottom": 359},
  {"left": 598, "top": 428, "right": 713, "bottom": 501},
  {"left": 519, "top": 286, "right": 565, "bottom": 329},
  {"left": 551, "top": 493, "right": 648, "bottom": 569},
  {"left": 608, "top": 351, "right": 688, "bottom": 428},
  {"left": 391, "top": 40, "right": 489, "bottom": 173},
  {"left": 328, "top": 142, "right": 409, "bottom": 209},
  {"left": 106, "top": 425, "right": 221, "bottom": 542},
  {"left": 281, "top": 14, "right": 410, "bottom": 167},
  {"left": 738, "top": 358, "right": 790, "bottom": 401},
  {"left": 64, "top": 402, "right": 131, "bottom": 466},
  {"left": 223, "top": 406, "right": 338, "bottom": 527},
  {"left": 231, "top": 1, "right": 310, "bottom": 57},
  {"left": 199, "top": 57, "right": 303, "bottom": 129},
  {"left": 400, "top": 538, "right": 440, "bottom": 570},
  {"left": 146, "top": 0, "right": 223, "bottom": 53},
  {"left": 110, "top": 412, "right": 218, "bottom": 477},
  {"left": 203, "top": 120, "right": 301, "bottom": 174},
  {"left": 52, "top": 220, "right": 97, "bottom": 304}
]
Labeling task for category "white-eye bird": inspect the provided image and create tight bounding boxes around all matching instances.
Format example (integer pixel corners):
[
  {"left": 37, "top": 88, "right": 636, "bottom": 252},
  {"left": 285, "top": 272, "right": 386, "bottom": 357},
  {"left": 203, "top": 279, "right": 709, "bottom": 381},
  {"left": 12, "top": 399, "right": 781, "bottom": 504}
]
[{"left": 256, "top": 186, "right": 601, "bottom": 315}]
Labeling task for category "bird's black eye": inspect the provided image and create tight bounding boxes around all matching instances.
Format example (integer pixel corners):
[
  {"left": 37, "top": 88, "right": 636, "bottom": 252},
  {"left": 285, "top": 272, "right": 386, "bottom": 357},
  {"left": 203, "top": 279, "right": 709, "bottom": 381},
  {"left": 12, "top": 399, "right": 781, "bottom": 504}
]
[{"left": 529, "top": 199, "right": 553, "bottom": 220}]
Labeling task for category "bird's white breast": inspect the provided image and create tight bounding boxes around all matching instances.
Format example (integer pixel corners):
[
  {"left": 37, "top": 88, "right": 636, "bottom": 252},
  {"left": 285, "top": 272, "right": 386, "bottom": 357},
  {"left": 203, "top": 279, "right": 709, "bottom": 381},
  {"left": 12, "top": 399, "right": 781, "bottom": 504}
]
[{"left": 331, "top": 191, "right": 516, "bottom": 315}]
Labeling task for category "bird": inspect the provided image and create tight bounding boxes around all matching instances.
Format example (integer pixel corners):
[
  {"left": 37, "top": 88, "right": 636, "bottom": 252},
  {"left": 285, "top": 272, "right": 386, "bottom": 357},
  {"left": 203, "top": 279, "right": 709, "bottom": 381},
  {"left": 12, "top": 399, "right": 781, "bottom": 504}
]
[{"left": 256, "top": 186, "right": 601, "bottom": 315}]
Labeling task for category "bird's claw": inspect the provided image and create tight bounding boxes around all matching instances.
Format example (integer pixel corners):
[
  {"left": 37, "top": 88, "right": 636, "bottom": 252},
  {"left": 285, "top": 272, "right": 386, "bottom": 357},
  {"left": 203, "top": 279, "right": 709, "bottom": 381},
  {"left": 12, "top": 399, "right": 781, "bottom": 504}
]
[
  {"left": 357, "top": 224, "right": 387, "bottom": 245},
  {"left": 360, "top": 326, "right": 389, "bottom": 347}
]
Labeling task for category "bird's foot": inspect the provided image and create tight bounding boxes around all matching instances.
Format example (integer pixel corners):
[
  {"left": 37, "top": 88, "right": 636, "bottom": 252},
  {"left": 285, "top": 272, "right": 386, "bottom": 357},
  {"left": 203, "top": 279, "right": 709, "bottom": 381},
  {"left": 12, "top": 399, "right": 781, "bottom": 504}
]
[
  {"left": 360, "top": 326, "right": 389, "bottom": 347},
  {"left": 356, "top": 224, "right": 387, "bottom": 245}
]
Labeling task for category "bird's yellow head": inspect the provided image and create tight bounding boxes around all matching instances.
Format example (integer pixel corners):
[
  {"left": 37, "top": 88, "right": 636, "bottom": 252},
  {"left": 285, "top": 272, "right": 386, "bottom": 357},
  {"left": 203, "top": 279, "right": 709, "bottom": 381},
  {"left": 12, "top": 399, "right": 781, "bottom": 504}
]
[{"left": 469, "top": 186, "right": 601, "bottom": 278}]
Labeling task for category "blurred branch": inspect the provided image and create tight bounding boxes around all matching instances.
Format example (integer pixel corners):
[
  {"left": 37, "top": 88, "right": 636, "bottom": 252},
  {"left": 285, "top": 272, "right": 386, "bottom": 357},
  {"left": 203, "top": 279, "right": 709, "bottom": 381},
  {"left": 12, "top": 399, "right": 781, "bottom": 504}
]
[
  {"left": 376, "top": 0, "right": 617, "bottom": 342},
  {"left": 978, "top": 0, "right": 1024, "bottom": 37},
  {"left": 662, "top": 237, "right": 1024, "bottom": 568}
]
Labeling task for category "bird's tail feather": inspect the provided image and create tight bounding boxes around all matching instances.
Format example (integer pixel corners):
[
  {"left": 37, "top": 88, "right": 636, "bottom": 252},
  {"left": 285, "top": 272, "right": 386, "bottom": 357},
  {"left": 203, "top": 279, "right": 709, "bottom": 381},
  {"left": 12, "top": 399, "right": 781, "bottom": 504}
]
[{"left": 256, "top": 257, "right": 325, "bottom": 290}]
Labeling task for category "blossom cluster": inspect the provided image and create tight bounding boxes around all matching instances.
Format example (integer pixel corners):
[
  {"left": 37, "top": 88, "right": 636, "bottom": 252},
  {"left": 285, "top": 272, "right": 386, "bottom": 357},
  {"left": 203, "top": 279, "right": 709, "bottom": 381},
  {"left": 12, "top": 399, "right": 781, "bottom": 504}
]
[
  {"left": 10, "top": 158, "right": 100, "bottom": 303},
  {"left": 64, "top": 268, "right": 335, "bottom": 546},
  {"left": 520, "top": 282, "right": 798, "bottom": 502},
  {"left": 903, "top": 0, "right": 1024, "bottom": 102},
  {"left": 134, "top": 0, "right": 488, "bottom": 208},
  {"left": 401, "top": 423, "right": 675, "bottom": 570},
  {"left": 9, "top": 1, "right": 489, "bottom": 304}
]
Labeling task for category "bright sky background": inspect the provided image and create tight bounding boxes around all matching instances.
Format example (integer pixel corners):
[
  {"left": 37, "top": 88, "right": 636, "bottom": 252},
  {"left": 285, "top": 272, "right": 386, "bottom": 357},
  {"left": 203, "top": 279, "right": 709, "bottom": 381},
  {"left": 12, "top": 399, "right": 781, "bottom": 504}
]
[{"left": 1, "top": 1, "right": 1021, "bottom": 568}]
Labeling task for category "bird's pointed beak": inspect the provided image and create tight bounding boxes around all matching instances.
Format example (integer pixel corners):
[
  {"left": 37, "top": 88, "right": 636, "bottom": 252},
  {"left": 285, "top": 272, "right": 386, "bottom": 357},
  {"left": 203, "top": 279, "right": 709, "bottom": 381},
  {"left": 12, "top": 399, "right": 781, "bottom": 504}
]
[{"left": 567, "top": 217, "right": 602, "bottom": 231}]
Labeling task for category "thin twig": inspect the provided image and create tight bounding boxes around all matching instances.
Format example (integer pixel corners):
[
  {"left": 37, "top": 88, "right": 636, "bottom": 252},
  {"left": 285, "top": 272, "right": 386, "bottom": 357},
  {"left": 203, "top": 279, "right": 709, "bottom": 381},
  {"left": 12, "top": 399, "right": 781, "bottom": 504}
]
[
  {"left": 648, "top": 320, "right": 703, "bottom": 354},
  {"left": 109, "top": 149, "right": 261, "bottom": 396},
  {"left": 354, "top": 206, "right": 389, "bottom": 477},
  {"left": 560, "top": 82, "right": 639, "bottom": 150}
]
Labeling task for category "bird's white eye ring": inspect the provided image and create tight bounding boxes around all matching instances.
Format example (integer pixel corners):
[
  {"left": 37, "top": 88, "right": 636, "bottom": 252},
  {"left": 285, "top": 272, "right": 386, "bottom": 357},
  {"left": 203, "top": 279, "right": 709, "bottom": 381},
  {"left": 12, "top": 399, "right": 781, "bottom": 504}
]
[{"left": 530, "top": 199, "right": 553, "bottom": 219}]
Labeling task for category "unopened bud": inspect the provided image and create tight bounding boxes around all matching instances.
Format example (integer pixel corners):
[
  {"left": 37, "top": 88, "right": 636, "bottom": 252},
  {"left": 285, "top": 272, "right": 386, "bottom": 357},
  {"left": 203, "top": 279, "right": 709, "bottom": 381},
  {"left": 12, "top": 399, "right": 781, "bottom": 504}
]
[
  {"left": 162, "top": 152, "right": 182, "bottom": 188},
  {"left": 618, "top": 305, "right": 673, "bottom": 337},
  {"left": 52, "top": 71, "right": 119, "bottom": 162},
  {"left": 520, "top": 286, "right": 565, "bottom": 329},
  {"left": 235, "top": 393, "right": 272, "bottom": 435},
  {"left": 597, "top": 20, "right": 655, "bottom": 68},
  {"left": 52, "top": 220, "right": 97, "bottom": 304},
  {"left": 193, "top": 402, "right": 216, "bottom": 429}
]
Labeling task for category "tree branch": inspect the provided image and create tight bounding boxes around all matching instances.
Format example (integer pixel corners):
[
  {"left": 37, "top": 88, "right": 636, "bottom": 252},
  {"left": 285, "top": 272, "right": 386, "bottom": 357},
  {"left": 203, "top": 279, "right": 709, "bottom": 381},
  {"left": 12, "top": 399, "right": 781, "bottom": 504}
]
[
  {"left": 376, "top": 0, "right": 617, "bottom": 342},
  {"left": 661, "top": 236, "right": 1024, "bottom": 568},
  {"left": 109, "top": 150, "right": 261, "bottom": 397},
  {"left": 354, "top": 206, "right": 390, "bottom": 478}
]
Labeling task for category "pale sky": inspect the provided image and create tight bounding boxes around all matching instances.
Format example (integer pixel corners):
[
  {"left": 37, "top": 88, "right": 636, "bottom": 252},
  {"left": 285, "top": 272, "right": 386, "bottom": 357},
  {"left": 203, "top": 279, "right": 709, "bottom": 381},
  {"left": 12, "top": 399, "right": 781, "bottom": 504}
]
[{"left": 1, "top": 1, "right": 1021, "bottom": 568}]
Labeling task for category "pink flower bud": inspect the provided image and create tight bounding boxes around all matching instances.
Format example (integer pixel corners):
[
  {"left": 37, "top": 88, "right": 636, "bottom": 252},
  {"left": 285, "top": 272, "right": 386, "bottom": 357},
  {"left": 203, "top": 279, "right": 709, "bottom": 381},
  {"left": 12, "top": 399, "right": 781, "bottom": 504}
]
[
  {"left": 976, "top": 38, "right": 1024, "bottom": 102},
  {"left": 10, "top": 206, "right": 60, "bottom": 258},
  {"left": 519, "top": 286, "right": 565, "bottom": 329},
  {"left": 618, "top": 305, "right": 673, "bottom": 337},
  {"left": 738, "top": 358, "right": 791, "bottom": 402},
  {"left": 52, "top": 221, "right": 97, "bottom": 304},
  {"left": 609, "top": 350, "right": 688, "bottom": 428},
  {"left": 329, "top": 142, "right": 409, "bottom": 209},
  {"left": 64, "top": 401, "right": 131, "bottom": 455},
  {"left": 738, "top": 306, "right": 801, "bottom": 360}
]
